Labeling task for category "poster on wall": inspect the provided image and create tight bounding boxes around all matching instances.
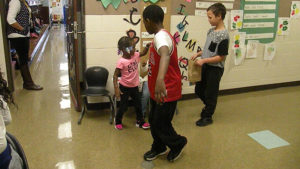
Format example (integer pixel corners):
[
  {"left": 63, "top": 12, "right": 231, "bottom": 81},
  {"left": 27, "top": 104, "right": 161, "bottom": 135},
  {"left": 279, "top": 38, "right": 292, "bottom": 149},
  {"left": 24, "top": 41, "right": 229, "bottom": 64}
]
[
  {"left": 246, "top": 40, "right": 259, "bottom": 59},
  {"left": 240, "top": 0, "right": 280, "bottom": 44},
  {"left": 264, "top": 43, "right": 276, "bottom": 61},
  {"left": 290, "top": 1, "right": 300, "bottom": 18},
  {"left": 231, "top": 10, "right": 244, "bottom": 30},
  {"left": 277, "top": 17, "right": 290, "bottom": 36}
]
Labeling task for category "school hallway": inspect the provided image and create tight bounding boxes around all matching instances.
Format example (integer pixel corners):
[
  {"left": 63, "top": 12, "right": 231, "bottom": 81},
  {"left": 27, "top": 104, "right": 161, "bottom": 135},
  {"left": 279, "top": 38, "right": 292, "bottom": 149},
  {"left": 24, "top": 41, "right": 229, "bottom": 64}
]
[{"left": 6, "top": 26, "right": 300, "bottom": 169}]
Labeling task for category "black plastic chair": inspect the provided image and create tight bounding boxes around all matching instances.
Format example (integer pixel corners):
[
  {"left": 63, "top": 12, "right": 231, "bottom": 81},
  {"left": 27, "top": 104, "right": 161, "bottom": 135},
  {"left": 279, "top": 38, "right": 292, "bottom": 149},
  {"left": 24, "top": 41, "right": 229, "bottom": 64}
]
[
  {"left": 78, "top": 66, "right": 115, "bottom": 125},
  {"left": 6, "top": 132, "right": 29, "bottom": 169}
]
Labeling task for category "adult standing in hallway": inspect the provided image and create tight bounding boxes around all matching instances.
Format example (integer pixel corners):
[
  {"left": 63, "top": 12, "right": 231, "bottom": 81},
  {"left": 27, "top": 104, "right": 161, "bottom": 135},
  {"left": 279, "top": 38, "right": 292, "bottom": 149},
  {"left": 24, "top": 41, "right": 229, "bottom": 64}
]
[{"left": 6, "top": 0, "right": 43, "bottom": 90}]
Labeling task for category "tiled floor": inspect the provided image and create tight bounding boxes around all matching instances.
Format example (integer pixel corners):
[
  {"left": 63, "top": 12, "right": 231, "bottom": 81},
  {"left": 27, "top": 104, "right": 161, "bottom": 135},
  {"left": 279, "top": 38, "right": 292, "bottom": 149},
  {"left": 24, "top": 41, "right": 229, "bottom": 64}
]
[{"left": 7, "top": 26, "right": 300, "bottom": 169}]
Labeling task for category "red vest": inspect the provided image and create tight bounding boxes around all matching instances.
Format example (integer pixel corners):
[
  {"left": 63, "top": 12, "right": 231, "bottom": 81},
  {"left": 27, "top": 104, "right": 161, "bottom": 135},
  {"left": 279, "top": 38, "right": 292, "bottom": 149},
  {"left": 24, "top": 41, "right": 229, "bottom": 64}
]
[{"left": 148, "top": 30, "right": 182, "bottom": 102}]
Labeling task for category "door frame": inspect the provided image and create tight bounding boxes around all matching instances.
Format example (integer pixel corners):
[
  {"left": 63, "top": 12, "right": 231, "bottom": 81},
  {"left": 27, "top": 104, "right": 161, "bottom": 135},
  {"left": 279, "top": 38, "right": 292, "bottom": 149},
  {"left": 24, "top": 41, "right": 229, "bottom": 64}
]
[
  {"left": 66, "top": 0, "right": 85, "bottom": 111},
  {"left": 0, "top": 0, "right": 15, "bottom": 91}
]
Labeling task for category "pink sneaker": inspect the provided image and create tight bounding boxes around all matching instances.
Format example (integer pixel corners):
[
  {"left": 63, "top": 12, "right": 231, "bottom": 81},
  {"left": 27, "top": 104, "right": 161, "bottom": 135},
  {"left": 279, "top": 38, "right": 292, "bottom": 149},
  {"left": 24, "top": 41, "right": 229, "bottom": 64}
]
[
  {"left": 136, "top": 121, "right": 150, "bottom": 129},
  {"left": 115, "top": 124, "right": 123, "bottom": 130}
]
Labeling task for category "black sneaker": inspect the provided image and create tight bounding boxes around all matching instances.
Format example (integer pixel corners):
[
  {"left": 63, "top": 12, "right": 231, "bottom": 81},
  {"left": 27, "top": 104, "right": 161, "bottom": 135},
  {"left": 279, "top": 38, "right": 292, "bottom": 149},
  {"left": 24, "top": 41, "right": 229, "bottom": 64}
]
[
  {"left": 196, "top": 118, "right": 213, "bottom": 127},
  {"left": 167, "top": 137, "right": 187, "bottom": 162},
  {"left": 144, "top": 148, "right": 168, "bottom": 161}
]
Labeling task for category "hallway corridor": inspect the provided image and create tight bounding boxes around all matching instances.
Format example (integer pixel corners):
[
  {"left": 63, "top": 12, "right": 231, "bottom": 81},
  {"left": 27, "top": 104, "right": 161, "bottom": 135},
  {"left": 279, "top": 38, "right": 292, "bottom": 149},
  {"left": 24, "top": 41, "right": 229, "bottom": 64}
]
[{"left": 6, "top": 26, "right": 300, "bottom": 169}]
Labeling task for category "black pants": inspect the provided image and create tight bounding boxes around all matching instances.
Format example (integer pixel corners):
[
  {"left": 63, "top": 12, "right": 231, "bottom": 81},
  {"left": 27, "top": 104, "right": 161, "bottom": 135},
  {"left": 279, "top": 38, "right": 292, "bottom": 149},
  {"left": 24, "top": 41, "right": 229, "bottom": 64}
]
[
  {"left": 9, "top": 38, "right": 30, "bottom": 65},
  {"left": 149, "top": 99, "right": 186, "bottom": 151},
  {"left": 195, "top": 64, "right": 224, "bottom": 119},
  {"left": 115, "top": 84, "right": 144, "bottom": 124}
]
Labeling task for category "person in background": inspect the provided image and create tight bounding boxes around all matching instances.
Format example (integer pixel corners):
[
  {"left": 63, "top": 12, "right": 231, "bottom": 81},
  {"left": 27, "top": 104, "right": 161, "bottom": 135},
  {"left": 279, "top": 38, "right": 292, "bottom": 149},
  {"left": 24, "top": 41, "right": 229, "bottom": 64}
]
[
  {"left": 113, "top": 37, "right": 150, "bottom": 130},
  {"left": 140, "top": 59, "right": 150, "bottom": 119},
  {"left": 191, "top": 3, "right": 229, "bottom": 127},
  {"left": 7, "top": 0, "right": 43, "bottom": 90},
  {"left": 142, "top": 5, "right": 187, "bottom": 162}
]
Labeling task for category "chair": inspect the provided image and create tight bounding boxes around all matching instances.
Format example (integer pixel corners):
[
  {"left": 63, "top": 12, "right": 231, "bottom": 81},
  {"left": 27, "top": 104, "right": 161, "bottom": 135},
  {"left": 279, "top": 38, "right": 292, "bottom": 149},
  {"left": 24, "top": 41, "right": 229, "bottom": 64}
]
[
  {"left": 78, "top": 66, "right": 115, "bottom": 125},
  {"left": 6, "top": 132, "right": 30, "bottom": 169}
]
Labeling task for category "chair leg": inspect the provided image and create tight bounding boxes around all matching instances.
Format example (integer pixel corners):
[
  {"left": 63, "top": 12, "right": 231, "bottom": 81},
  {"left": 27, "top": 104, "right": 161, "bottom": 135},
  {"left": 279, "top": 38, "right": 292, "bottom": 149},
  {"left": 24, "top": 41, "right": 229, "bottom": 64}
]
[{"left": 78, "top": 97, "right": 87, "bottom": 125}]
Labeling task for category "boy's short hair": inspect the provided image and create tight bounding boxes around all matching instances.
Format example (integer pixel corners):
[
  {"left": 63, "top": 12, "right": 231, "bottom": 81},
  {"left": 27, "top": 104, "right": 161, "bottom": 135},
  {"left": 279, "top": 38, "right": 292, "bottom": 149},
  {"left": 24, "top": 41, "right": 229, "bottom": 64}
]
[
  {"left": 118, "top": 36, "right": 132, "bottom": 50},
  {"left": 207, "top": 3, "right": 227, "bottom": 20},
  {"left": 143, "top": 5, "right": 164, "bottom": 24}
]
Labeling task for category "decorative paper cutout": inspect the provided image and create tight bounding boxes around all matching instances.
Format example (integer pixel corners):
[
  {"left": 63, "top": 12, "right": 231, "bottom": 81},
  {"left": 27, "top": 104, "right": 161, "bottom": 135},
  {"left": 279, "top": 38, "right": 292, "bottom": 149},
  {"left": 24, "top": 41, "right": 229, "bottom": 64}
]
[
  {"left": 182, "top": 31, "right": 189, "bottom": 41},
  {"left": 173, "top": 32, "right": 181, "bottom": 45},
  {"left": 291, "top": 1, "right": 300, "bottom": 18},
  {"left": 264, "top": 43, "right": 276, "bottom": 61},
  {"left": 123, "top": 7, "right": 141, "bottom": 25},
  {"left": 231, "top": 10, "right": 243, "bottom": 30},
  {"left": 185, "top": 39, "right": 197, "bottom": 53},
  {"left": 246, "top": 40, "right": 259, "bottom": 59},
  {"left": 143, "top": 0, "right": 161, "bottom": 4},
  {"left": 277, "top": 17, "right": 290, "bottom": 36},
  {"left": 186, "top": 0, "right": 191, "bottom": 2},
  {"left": 126, "top": 29, "right": 140, "bottom": 44}
]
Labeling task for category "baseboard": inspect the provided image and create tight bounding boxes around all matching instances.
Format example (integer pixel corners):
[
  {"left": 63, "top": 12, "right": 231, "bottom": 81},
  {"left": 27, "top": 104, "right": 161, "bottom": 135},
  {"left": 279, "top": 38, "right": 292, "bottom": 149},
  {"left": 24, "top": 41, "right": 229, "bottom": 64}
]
[{"left": 87, "top": 81, "right": 300, "bottom": 110}]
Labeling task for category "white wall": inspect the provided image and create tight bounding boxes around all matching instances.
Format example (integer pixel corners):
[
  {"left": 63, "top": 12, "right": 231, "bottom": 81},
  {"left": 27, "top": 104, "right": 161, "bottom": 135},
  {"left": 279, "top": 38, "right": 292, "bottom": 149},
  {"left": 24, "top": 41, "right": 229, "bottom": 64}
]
[
  {"left": 85, "top": 15, "right": 141, "bottom": 102},
  {"left": 85, "top": 14, "right": 300, "bottom": 102},
  {"left": 171, "top": 15, "right": 300, "bottom": 94},
  {"left": 0, "top": 16, "right": 8, "bottom": 81}
]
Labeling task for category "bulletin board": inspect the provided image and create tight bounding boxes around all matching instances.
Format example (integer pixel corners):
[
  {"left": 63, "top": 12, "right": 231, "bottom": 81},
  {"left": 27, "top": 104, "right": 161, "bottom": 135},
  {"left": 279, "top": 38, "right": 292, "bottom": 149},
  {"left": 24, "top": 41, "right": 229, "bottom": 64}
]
[{"left": 140, "top": 0, "right": 171, "bottom": 64}]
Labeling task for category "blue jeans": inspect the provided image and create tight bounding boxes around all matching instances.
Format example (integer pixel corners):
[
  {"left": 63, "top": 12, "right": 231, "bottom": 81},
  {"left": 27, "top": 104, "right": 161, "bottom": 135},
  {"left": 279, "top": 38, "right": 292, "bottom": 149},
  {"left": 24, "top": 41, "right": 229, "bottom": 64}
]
[{"left": 141, "top": 82, "right": 150, "bottom": 117}]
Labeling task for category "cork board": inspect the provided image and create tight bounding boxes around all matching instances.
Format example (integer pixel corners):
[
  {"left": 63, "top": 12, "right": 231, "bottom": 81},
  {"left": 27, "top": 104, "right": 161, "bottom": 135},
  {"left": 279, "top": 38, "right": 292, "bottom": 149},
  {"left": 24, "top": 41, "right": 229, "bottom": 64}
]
[{"left": 139, "top": 1, "right": 171, "bottom": 64}]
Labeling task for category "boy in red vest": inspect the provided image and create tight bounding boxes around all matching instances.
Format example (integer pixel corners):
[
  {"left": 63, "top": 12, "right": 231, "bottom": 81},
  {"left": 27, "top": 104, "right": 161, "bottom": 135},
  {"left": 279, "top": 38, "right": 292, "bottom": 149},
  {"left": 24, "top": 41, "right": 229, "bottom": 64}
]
[{"left": 142, "top": 5, "right": 187, "bottom": 162}]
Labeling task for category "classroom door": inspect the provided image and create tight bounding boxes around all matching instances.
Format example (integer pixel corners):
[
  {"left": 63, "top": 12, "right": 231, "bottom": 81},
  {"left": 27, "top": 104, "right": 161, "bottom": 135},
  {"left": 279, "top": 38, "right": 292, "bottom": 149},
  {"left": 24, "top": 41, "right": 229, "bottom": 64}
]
[{"left": 66, "top": 0, "right": 85, "bottom": 111}]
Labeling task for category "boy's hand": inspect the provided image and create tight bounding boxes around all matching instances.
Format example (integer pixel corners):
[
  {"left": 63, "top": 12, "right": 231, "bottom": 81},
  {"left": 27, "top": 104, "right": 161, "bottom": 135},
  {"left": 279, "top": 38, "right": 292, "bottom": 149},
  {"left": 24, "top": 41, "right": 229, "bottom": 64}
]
[
  {"left": 155, "top": 79, "right": 167, "bottom": 104},
  {"left": 196, "top": 58, "right": 205, "bottom": 66},
  {"left": 191, "top": 53, "right": 199, "bottom": 61},
  {"left": 115, "top": 88, "right": 123, "bottom": 100}
]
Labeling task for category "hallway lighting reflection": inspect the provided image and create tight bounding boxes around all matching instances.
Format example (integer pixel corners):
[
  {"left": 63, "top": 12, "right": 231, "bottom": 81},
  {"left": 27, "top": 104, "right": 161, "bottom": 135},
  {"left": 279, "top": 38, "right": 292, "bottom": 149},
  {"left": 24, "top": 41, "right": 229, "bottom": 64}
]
[
  {"left": 58, "top": 121, "right": 72, "bottom": 139},
  {"left": 55, "top": 160, "right": 75, "bottom": 169},
  {"left": 60, "top": 98, "right": 71, "bottom": 109},
  {"left": 59, "top": 74, "right": 69, "bottom": 86},
  {"left": 60, "top": 63, "right": 68, "bottom": 71}
]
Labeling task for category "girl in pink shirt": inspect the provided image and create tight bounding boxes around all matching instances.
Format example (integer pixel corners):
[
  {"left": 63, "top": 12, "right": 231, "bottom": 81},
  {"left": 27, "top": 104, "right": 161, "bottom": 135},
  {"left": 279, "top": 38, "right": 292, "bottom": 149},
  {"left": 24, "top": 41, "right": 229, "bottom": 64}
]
[{"left": 113, "top": 36, "right": 150, "bottom": 130}]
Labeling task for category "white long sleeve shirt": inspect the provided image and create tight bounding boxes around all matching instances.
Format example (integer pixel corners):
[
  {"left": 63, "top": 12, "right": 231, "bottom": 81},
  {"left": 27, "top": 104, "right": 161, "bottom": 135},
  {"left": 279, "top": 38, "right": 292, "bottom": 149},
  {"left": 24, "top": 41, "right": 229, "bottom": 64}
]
[
  {"left": 7, "top": 0, "right": 31, "bottom": 38},
  {"left": 0, "top": 98, "right": 12, "bottom": 154}
]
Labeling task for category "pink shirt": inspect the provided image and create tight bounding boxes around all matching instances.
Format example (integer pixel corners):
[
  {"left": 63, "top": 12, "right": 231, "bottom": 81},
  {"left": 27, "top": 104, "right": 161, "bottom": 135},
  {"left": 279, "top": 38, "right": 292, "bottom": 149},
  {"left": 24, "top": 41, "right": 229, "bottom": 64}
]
[{"left": 116, "top": 52, "right": 140, "bottom": 88}]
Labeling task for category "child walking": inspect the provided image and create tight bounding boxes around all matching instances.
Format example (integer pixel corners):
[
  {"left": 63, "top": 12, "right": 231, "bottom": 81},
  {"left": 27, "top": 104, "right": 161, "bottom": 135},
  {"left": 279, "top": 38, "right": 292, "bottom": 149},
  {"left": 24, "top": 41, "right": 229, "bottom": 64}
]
[
  {"left": 113, "top": 36, "right": 150, "bottom": 130},
  {"left": 191, "top": 3, "right": 229, "bottom": 127},
  {"left": 142, "top": 5, "right": 187, "bottom": 162}
]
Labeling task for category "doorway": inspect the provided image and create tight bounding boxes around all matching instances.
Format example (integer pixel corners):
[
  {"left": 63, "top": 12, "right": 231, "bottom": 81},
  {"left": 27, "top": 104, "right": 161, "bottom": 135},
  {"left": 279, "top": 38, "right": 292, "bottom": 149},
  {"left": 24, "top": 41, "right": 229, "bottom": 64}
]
[{"left": 65, "top": 0, "right": 85, "bottom": 111}]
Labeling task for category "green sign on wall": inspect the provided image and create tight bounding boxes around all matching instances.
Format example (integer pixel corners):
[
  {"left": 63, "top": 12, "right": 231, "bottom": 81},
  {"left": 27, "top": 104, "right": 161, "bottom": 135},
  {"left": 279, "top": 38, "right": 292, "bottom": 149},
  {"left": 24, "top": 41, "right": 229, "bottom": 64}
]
[{"left": 240, "top": 0, "right": 280, "bottom": 44}]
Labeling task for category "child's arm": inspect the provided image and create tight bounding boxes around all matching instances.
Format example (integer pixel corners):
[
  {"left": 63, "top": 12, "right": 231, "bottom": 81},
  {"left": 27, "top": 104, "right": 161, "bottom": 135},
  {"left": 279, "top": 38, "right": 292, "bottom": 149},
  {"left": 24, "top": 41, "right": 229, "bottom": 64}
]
[
  {"left": 113, "top": 68, "right": 122, "bottom": 99},
  {"left": 155, "top": 46, "right": 170, "bottom": 103},
  {"left": 139, "top": 43, "right": 151, "bottom": 57},
  {"left": 191, "top": 50, "right": 203, "bottom": 61},
  {"left": 196, "top": 55, "right": 225, "bottom": 66}
]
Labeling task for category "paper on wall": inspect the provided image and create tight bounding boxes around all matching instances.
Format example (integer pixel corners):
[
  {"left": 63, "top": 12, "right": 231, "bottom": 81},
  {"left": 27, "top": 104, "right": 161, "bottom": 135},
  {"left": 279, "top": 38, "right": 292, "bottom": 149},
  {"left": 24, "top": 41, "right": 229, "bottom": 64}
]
[
  {"left": 291, "top": 1, "right": 300, "bottom": 18},
  {"left": 231, "top": 10, "right": 244, "bottom": 30},
  {"left": 234, "top": 47, "right": 246, "bottom": 65},
  {"left": 277, "top": 17, "right": 290, "bottom": 36},
  {"left": 233, "top": 31, "right": 246, "bottom": 49},
  {"left": 264, "top": 43, "right": 276, "bottom": 60},
  {"left": 246, "top": 40, "right": 259, "bottom": 59}
]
